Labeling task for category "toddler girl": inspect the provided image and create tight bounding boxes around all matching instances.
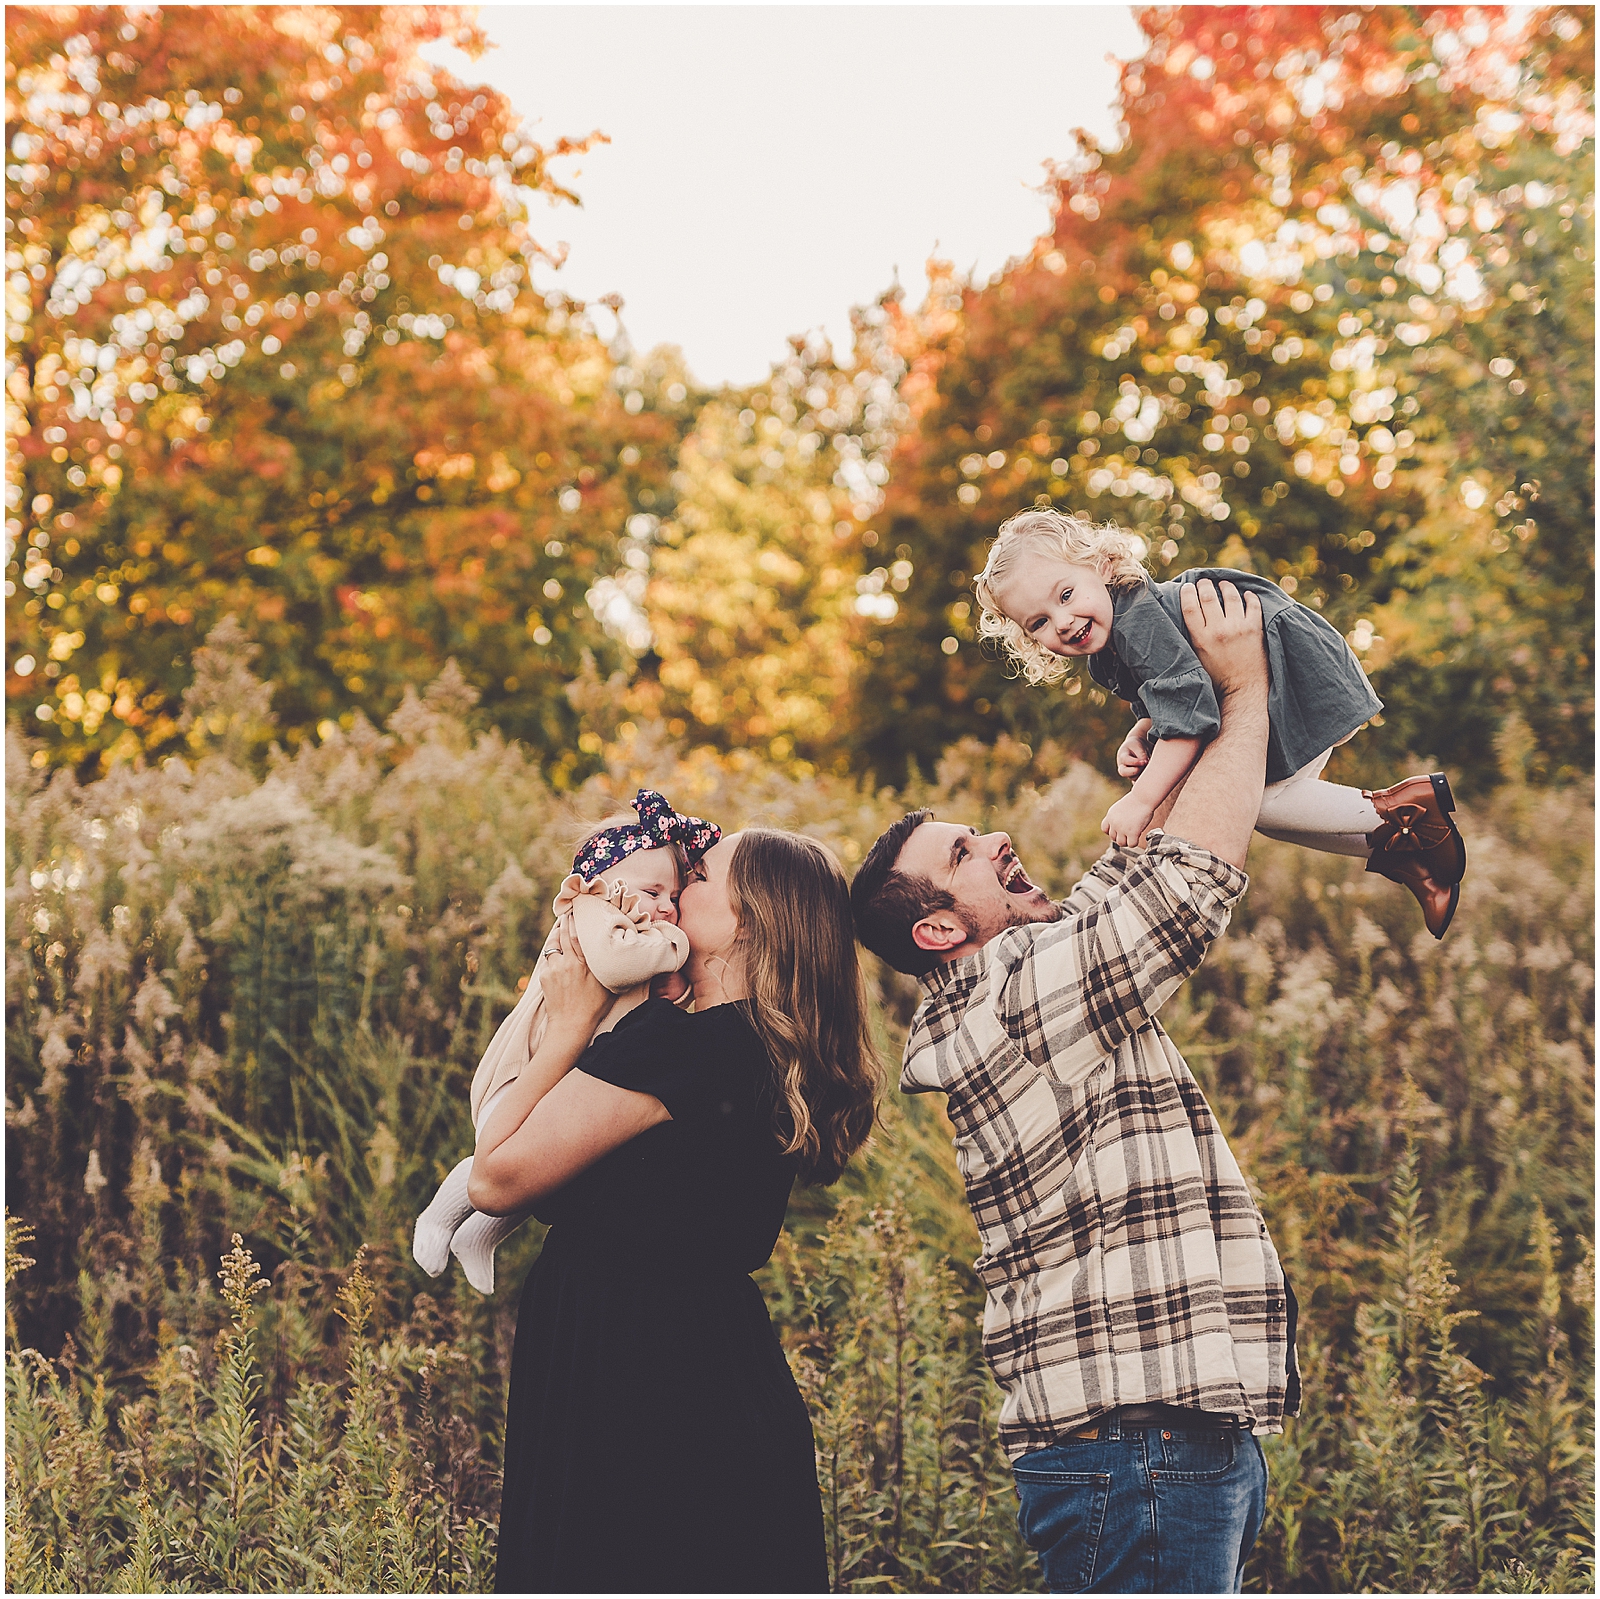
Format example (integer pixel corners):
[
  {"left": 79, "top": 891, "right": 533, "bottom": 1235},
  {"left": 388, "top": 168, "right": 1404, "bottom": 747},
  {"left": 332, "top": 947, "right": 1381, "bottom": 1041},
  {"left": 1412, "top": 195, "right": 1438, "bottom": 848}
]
[
  {"left": 975, "top": 508, "right": 1467, "bottom": 938},
  {"left": 412, "top": 788, "right": 721, "bottom": 1291}
]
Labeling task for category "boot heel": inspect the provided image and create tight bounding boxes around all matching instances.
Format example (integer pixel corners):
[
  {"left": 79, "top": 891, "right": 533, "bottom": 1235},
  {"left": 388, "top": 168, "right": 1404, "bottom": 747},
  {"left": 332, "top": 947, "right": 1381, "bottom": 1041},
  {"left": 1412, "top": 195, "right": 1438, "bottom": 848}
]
[
  {"left": 1429, "top": 773, "right": 1455, "bottom": 814},
  {"left": 1434, "top": 879, "right": 1461, "bottom": 939}
]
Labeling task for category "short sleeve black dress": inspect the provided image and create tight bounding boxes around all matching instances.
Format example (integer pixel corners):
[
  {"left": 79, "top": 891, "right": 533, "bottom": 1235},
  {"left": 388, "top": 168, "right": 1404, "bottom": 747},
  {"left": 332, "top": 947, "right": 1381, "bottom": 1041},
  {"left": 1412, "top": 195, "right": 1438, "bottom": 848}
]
[{"left": 493, "top": 997, "right": 827, "bottom": 1595}]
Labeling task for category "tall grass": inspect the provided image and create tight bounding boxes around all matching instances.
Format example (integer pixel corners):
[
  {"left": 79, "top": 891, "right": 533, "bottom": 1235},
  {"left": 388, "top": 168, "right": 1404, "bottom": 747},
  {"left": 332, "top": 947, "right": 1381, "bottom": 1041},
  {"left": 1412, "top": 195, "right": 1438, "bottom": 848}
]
[{"left": 5, "top": 638, "right": 1593, "bottom": 1591}]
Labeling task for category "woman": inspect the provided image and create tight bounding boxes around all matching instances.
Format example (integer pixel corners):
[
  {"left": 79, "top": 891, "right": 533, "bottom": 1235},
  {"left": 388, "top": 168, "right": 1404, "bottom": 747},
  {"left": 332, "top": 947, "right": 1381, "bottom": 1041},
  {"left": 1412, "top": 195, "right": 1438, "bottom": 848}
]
[{"left": 469, "top": 828, "right": 881, "bottom": 1593}]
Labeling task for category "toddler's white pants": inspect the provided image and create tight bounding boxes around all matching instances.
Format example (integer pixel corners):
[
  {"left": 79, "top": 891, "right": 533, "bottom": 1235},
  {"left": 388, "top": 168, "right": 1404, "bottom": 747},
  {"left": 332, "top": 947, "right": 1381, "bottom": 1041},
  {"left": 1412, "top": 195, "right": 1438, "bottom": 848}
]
[{"left": 1254, "top": 746, "right": 1381, "bottom": 859}]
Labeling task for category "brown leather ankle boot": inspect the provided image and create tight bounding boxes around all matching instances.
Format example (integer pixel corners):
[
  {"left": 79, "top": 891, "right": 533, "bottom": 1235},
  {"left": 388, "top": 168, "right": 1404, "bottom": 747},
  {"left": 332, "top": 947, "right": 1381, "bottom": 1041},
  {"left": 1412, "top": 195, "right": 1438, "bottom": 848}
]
[
  {"left": 1365, "top": 845, "right": 1461, "bottom": 937},
  {"left": 1364, "top": 772, "right": 1466, "bottom": 938}
]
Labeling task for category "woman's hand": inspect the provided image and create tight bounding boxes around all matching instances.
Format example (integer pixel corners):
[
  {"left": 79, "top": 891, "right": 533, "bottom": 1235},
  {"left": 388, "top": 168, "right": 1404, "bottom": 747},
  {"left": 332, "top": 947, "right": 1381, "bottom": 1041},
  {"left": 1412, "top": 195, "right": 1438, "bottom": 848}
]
[
  {"left": 1102, "top": 790, "right": 1157, "bottom": 848},
  {"left": 471, "top": 918, "right": 613, "bottom": 1187},
  {"left": 540, "top": 914, "right": 611, "bottom": 1039},
  {"left": 1116, "top": 719, "right": 1154, "bottom": 779},
  {"left": 651, "top": 968, "right": 692, "bottom": 1005}
]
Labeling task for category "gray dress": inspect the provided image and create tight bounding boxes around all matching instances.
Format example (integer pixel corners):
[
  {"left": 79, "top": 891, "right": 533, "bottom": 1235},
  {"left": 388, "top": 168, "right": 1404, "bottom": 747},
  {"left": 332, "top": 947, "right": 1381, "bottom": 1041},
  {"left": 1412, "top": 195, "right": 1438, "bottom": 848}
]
[{"left": 1086, "top": 568, "right": 1383, "bottom": 784}]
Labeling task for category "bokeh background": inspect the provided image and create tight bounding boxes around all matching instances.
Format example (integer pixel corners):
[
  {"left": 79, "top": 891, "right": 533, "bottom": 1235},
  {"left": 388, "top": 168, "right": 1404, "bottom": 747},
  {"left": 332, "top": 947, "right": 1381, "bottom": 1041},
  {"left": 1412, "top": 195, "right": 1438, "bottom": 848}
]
[{"left": 6, "top": 6, "right": 1594, "bottom": 1593}]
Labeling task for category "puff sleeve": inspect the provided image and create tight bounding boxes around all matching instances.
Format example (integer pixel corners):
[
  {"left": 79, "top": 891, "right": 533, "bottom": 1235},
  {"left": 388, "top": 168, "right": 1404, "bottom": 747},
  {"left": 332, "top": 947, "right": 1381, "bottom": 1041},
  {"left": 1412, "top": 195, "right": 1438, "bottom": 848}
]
[
  {"left": 1110, "top": 586, "right": 1222, "bottom": 745},
  {"left": 557, "top": 875, "right": 690, "bottom": 991}
]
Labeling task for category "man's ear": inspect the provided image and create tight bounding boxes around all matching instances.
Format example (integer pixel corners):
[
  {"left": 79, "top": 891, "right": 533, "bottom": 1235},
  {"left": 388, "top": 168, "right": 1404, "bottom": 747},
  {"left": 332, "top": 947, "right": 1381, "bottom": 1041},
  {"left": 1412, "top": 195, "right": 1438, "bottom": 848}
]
[{"left": 912, "top": 911, "right": 969, "bottom": 957}]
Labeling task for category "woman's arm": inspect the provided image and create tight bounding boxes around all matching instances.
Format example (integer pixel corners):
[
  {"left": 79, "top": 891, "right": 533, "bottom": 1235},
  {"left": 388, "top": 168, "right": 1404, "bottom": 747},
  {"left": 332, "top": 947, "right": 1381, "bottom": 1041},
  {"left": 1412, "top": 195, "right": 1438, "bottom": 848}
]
[
  {"left": 1102, "top": 735, "right": 1202, "bottom": 847},
  {"left": 468, "top": 1069, "right": 671, "bottom": 1214}
]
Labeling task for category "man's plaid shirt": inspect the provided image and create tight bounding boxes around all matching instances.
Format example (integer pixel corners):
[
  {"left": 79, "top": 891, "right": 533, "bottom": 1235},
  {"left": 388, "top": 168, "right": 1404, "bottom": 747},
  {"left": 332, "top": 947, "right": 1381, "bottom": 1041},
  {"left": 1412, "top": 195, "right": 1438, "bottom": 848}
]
[{"left": 901, "top": 832, "right": 1297, "bottom": 1461}]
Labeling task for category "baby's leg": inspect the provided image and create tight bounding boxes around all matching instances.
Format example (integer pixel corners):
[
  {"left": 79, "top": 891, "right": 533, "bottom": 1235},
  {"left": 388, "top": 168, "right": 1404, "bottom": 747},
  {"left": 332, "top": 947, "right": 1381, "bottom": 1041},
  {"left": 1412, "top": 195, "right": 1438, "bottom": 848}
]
[
  {"left": 412, "top": 1156, "right": 476, "bottom": 1277},
  {"left": 438, "top": 1069, "right": 531, "bottom": 1293},
  {"left": 1255, "top": 751, "right": 1381, "bottom": 859},
  {"left": 450, "top": 1208, "right": 527, "bottom": 1294}
]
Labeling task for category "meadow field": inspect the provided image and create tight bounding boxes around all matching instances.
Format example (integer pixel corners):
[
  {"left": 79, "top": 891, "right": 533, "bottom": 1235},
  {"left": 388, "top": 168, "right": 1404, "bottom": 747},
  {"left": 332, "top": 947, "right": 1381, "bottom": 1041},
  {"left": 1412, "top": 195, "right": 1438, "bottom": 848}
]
[{"left": 5, "top": 651, "right": 1593, "bottom": 1591}]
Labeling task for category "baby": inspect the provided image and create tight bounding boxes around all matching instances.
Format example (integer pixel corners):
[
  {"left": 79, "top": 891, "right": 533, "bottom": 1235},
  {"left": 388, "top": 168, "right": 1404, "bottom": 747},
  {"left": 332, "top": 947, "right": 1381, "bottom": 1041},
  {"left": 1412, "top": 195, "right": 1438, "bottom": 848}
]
[
  {"left": 412, "top": 788, "right": 720, "bottom": 1291},
  {"left": 975, "top": 508, "right": 1467, "bottom": 938}
]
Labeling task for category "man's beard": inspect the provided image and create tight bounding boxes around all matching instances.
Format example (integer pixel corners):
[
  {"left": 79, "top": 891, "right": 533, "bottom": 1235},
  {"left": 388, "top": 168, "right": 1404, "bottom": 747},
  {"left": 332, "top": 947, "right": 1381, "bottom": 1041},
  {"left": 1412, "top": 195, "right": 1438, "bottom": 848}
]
[{"left": 970, "top": 892, "right": 1061, "bottom": 945}]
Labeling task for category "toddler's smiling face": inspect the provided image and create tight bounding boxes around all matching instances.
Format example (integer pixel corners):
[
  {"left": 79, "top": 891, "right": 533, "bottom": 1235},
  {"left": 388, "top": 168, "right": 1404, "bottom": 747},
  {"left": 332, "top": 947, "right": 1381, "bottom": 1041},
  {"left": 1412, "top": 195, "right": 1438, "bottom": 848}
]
[
  {"left": 601, "top": 846, "right": 681, "bottom": 924},
  {"left": 991, "top": 553, "right": 1115, "bottom": 658}
]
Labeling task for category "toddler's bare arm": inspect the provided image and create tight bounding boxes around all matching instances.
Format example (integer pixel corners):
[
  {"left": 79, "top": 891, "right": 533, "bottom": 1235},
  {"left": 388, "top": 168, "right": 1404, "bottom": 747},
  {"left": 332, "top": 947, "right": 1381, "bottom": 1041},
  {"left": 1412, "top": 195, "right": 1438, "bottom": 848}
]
[{"left": 1103, "top": 735, "right": 1202, "bottom": 847}]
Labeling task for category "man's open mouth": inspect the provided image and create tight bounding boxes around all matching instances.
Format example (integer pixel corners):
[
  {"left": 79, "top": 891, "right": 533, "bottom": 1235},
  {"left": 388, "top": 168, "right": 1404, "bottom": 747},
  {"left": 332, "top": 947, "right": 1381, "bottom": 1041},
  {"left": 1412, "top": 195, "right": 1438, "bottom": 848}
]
[{"left": 1002, "top": 857, "right": 1038, "bottom": 895}]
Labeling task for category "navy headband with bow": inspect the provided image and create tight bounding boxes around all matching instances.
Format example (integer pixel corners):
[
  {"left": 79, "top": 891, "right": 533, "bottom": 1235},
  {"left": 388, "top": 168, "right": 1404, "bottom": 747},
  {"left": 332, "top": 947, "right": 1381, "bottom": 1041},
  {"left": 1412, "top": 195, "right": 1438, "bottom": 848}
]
[{"left": 571, "top": 788, "right": 722, "bottom": 882}]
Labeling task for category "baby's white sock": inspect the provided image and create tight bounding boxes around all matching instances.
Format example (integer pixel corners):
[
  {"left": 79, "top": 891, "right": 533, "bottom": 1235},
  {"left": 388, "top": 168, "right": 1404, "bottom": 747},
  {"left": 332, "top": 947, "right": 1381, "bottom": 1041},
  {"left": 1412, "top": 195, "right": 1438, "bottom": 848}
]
[
  {"left": 412, "top": 1156, "right": 476, "bottom": 1277},
  {"left": 450, "top": 1207, "right": 528, "bottom": 1295}
]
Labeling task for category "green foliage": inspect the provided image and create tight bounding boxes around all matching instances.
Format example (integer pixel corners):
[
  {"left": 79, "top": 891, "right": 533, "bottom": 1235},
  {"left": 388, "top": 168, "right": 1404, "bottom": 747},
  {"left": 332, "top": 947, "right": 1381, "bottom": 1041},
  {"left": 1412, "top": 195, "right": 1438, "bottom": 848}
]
[
  {"left": 5, "top": 641, "right": 1593, "bottom": 1592},
  {"left": 5, "top": 4, "right": 691, "bottom": 776},
  {"left": 14, "top": 9, "right": 1592, "bottom": 800},
  {"left": 6, "top": 1233, "right": 500, "bottom": 1593},
  {"left": 622, "top": 327, "right": 902, "bottom": 769},
  {"left": 764, "top": 1191, "right": 1033, "bottom": 1593},
  {"left": 1253, "top": 1139, "right": 1594, "bottom": 1594}
]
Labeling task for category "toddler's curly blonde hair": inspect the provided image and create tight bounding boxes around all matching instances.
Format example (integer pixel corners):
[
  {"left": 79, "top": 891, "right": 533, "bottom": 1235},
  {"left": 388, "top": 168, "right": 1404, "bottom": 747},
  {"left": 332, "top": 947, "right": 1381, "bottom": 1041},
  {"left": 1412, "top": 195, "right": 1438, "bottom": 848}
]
[{"left": 974, "top": 508, "right": 1149, "bottom": 685}]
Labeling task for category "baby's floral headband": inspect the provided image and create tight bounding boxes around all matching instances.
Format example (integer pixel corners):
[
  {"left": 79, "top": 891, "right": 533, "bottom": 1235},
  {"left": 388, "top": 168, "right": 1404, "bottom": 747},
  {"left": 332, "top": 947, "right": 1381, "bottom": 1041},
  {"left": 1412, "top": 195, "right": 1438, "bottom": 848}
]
[{"left": 571, "top": 788, "right": 722, "bottom": 882}]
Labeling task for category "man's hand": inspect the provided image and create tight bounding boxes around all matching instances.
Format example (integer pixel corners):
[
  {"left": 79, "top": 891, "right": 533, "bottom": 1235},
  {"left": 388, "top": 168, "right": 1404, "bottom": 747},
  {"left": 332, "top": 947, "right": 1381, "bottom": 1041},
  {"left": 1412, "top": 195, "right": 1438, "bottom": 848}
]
[
  {"left": 1116, "top": 719, "right": 1153, "bottom": 779},
  {"left": 1179, "top": 578, "right": 1265, "bottom": 699},
  {"left": 1164, "top": 579, "right": 1271, "bottom": 869}
]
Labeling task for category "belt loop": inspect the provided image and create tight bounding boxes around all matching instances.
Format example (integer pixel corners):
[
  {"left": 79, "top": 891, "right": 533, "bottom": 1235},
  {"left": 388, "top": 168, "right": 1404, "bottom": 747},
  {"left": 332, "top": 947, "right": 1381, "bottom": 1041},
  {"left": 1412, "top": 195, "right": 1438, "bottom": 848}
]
[{"left": 1102, "top": 1410, "right": 1122, "bottom": 1442}]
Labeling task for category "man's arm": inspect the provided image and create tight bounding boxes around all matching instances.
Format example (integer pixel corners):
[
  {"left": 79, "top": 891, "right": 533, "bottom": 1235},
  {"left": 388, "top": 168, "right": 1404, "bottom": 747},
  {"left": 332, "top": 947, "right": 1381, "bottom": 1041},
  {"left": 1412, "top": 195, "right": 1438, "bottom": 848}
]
[
  {"left": 995, "top": 839, "right": 1247, "bottom": 1088},
  {"left": 992, "top": 581, "right": 1263, "bottom": 1086},
  {"left": 1163, "top": 579, "right": 1269, "bottom": 868}
]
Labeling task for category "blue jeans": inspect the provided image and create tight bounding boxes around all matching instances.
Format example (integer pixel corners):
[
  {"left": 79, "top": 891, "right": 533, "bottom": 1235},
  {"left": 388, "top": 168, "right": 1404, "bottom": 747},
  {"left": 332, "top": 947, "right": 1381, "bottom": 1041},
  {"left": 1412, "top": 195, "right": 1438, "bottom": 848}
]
[{"left": 1013, "top": 1416, "right": 1267, "bottom": 1593}]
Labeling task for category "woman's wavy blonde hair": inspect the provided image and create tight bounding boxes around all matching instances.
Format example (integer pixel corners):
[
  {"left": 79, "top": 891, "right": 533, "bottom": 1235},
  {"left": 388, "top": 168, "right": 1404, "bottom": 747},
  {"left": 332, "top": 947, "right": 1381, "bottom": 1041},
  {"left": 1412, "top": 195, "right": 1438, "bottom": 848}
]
[
  {"left": 726, "top": 829, "right": 881, "bottom": 1186},
  {"left": 974, "top": 508, "right": 1149, "bottom": 686}
]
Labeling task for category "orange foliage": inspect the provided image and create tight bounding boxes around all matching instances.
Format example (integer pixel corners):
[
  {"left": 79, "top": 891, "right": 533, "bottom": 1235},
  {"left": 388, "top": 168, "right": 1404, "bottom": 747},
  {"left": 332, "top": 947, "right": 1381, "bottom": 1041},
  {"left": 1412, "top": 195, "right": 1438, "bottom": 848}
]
[{"left": 6, "top": 5, "right": 671, "bottom": 771}]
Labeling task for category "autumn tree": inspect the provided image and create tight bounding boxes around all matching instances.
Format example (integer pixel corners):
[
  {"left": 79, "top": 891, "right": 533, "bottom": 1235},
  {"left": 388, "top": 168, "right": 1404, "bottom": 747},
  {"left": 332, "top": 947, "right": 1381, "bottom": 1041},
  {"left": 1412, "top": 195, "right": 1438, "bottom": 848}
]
[
  {"left": 850, "top": 5, "right": 1593, "bottom": 789},
  {"left": 5, "top": 5, "right": 681, "bottom": 774},
  {"left": 619, "top": 320, "right": 902, "bottom": 770}
]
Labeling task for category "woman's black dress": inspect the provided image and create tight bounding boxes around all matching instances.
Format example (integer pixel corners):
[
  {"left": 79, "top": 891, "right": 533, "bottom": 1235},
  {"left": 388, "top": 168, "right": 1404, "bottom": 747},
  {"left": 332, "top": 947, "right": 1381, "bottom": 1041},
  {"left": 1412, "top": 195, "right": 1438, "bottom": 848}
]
[{"left": 494, "top": 998, "right": 828, "bottom": 1594}]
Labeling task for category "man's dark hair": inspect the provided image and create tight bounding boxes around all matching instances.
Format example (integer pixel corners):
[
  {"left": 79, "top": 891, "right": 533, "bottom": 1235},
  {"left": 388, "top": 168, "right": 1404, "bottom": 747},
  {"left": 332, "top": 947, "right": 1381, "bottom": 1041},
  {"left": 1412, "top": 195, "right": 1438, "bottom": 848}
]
[{"left": 849, "top": 809, "right": 955, "bottom": 977}]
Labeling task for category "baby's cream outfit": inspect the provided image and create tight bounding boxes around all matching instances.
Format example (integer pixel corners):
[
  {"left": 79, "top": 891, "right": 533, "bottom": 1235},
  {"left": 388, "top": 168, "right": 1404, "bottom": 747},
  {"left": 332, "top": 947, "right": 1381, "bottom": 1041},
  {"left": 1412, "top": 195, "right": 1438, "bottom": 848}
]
[{"left": 412, "top": 873, "right": 688, "bottom": 1291}]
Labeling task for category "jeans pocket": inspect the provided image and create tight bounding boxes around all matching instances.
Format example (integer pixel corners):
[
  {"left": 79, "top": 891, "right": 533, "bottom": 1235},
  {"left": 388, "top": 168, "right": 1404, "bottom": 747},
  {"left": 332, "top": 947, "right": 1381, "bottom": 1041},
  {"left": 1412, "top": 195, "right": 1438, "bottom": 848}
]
[
  {"left": 1156, "top": 1426, "right": 1239, "bottom": 1482},
  {"left": 1013, "top": 1468, "right": 1112, "bottom": 1592}
]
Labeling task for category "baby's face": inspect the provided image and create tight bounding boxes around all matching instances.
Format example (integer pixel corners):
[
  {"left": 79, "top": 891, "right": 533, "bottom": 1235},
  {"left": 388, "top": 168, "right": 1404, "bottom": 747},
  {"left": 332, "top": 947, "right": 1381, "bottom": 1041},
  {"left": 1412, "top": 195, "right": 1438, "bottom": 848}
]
[
  {"left": 602, "top": 846, "right": 681, "bottom": 924},
  {"left": 992, "top": 553, "right": 1115, "bottom": 658}
]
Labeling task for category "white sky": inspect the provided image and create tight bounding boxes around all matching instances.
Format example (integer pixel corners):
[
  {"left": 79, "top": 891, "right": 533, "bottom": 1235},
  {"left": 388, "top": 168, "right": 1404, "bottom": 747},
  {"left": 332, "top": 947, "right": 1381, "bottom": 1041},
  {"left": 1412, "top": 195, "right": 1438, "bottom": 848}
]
[{"left": 423, "top": 4, "right": 1147, "bottom": 386}]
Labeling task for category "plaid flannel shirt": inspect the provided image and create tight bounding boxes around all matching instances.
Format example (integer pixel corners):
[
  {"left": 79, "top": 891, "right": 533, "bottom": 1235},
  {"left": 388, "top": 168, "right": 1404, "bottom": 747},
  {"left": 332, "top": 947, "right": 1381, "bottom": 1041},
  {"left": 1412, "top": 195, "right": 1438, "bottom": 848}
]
[{"left": 901, "top": 831, "right": 1296, "bottom": 1461}]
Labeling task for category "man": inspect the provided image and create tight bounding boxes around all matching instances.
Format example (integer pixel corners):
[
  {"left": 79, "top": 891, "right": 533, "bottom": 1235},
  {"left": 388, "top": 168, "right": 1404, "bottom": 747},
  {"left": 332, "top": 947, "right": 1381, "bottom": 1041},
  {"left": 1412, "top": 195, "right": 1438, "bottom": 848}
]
[{"left": 851, "top": 579, "right": 1299, "bottom": 1595}]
